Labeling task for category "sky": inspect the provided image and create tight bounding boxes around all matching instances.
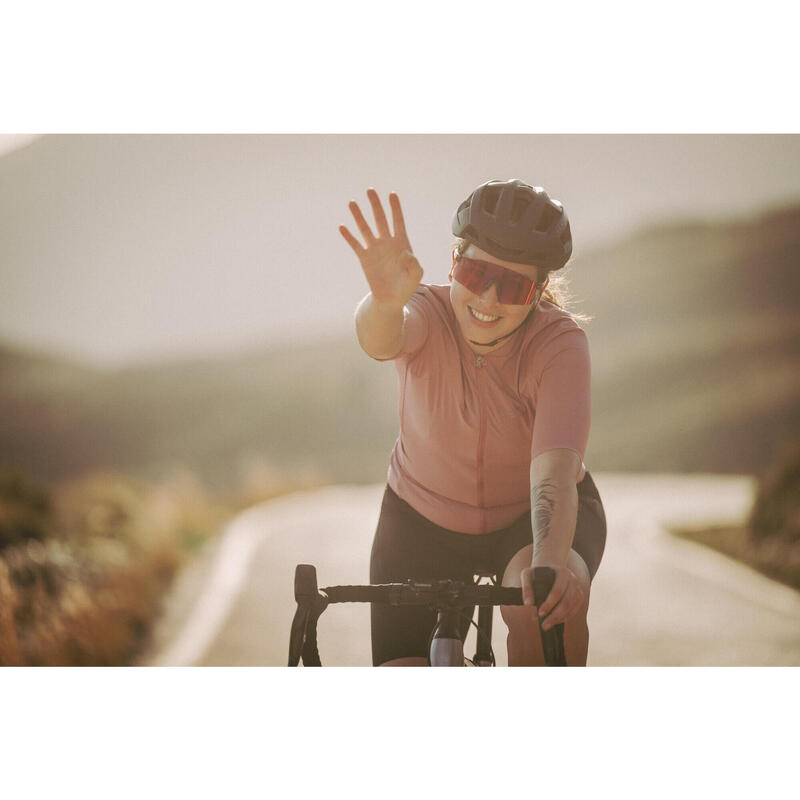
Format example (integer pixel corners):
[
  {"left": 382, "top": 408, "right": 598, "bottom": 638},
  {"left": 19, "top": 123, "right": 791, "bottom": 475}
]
[
  {"left": 1, "top": 134, "right": 799, "bottom": 367},
  {"left": 0, "top": 134, "right": 38, "bottom": 158}
]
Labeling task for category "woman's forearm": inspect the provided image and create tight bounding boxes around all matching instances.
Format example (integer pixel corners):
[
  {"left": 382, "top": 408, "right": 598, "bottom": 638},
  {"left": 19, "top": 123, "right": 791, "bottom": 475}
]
[
  {"left": 530, "top": 477, "right": 579, "bottom": 567},
  {"left": 354, "top": 292, "right": 407, "bottom": 359}
]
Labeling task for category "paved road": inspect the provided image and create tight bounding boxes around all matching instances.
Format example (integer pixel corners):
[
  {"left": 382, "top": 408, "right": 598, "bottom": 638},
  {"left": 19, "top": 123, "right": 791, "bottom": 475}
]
[{"left": 144, "top": 474, "right": 800, "bottom": 666}]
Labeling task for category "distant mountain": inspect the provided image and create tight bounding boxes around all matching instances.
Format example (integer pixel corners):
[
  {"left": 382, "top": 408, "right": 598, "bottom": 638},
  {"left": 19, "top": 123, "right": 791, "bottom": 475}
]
[
  {"left": 2, "top": 205, "right": 799, "bottom": 486},
  {"left": 3, "top": 134, "right": 800, "bottom": 365},
  {"left": 567, "top": 203, "right": 800, "bottom": 473}
]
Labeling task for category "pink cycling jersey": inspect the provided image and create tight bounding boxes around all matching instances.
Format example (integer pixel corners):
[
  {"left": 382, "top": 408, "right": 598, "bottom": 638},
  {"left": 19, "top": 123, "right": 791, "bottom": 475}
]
[{"left": 375, "top": 283, "right": 591, "bottom": 534}]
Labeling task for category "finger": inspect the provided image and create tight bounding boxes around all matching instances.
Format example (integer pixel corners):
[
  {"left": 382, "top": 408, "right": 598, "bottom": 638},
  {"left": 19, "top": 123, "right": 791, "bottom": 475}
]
[
  {"left": 541, "top": 590, "right": 579, "bottom": 630},
  {"left": 537, "top": 571, "right": 568, "bottom": 618},
  {"left": 367, "top": 188, "right": 391, "bottom": 238},
  {"left": 520, "top": 569, "right": 534, "bottom": 606},
  {"left": 349, "top": 200, "right": 376, "bottom": 245},
  {"left": 339, "top": 225, "right": 365, "bottom": 257},
  {"left": 389, "top": 192, "right": 408, "bottom": 242}
]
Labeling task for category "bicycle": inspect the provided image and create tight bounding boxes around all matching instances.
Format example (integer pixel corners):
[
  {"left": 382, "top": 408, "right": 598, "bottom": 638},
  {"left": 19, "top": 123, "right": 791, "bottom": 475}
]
[{"left": 288, "top": 564, "right": 567, "bottom": 666}]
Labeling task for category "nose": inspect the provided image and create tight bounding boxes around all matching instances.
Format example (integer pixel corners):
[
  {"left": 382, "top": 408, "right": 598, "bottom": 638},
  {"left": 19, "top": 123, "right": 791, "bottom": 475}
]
[{"left": 478, "top": 281, "right": 501, "bottom": 306}]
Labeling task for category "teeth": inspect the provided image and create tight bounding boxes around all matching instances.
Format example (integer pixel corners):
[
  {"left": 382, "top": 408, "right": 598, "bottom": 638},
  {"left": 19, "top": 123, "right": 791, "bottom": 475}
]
[{"left": 469, "top": 306, "right": 500, "bottom": 322}]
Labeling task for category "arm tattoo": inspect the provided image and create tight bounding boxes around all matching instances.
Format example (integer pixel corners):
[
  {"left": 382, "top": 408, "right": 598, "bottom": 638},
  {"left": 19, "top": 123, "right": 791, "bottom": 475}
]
[{"left": 532, "top": 480, "right": 557, "bottom": 559}]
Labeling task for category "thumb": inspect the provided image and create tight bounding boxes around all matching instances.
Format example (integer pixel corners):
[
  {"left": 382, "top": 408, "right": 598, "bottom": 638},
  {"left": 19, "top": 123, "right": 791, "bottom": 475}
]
[
  {"left": 520, "top": 568, "right": 534, "bottom": 606},
  {"left": 401, "top": 250, "right": 423, "bottom": 277}
]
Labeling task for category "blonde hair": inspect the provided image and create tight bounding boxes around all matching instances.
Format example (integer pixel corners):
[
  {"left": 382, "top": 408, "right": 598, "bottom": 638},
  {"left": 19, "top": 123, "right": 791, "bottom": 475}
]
[{"left": 451, "top": 239, "right": 592, "bottom": 323}]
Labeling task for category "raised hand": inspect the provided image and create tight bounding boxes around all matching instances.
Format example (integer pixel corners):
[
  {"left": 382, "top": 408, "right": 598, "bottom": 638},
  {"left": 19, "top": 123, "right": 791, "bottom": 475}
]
[{"left": 340, "top": 189, "right": 423, "bottom": 309}]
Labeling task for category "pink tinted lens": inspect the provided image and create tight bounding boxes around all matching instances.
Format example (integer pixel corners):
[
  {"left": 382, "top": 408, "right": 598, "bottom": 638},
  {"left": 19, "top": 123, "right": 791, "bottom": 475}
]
[{"left": 453, "top": 257, "right": 536, "bottom": 305}]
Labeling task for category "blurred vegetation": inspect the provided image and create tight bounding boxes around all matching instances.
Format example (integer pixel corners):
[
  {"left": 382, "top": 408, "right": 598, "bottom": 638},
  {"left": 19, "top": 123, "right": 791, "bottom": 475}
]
[
  {"left": 673, "top": 523, "right": 800, "bottom": 591},
  {"left": 1, "top": 204, "right": 799, "bottom": 488},
  {"left": 2, "top": 200, "right": 798, "bottom": 660},
  {"left": 0, "top": 466, "right": 322, "bottom": 666},
  {"left": 748, "top": 441, "right": 800, "bottom": 544},
  {"left": 672, "top": 441, "right": 800, "bottom": 591}
]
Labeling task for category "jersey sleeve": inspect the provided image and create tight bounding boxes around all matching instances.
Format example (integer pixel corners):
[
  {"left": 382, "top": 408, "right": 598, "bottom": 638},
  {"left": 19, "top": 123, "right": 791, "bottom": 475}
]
[
  {"left": 370, "top": 286, "right": 431, "bottom": 361},
  {"left": 527, "top": 327, "right": 592, "bottom": 464}
]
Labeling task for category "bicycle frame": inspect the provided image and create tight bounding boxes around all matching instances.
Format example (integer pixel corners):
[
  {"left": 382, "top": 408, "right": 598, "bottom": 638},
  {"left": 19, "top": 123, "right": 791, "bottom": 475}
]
[{"left": 430, "top": 572, "right": 497, "bottom": 666}]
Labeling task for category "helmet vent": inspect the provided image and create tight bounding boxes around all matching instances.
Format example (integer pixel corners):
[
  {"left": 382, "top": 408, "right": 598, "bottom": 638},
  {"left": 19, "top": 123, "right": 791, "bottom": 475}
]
[
  {"left": 510, "top": 195, "right": 529, "bottom": 224},
  {"left": 485, "top": 237, "right": 523, "bottom": 256},
  {"left": 481, "top": 187, "right": 500, "bottom": 216},
  {"left": 535, "top": 204, "right": 560, "bottom": 233}
]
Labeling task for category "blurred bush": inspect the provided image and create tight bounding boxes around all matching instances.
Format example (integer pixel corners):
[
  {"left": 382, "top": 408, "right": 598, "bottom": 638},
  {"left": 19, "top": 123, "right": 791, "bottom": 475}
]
[
  {"left": 0, "top": 470, "right": 51, "bottom": 549},
  {"left": 673, "top": 443, "right": 800, "bottom": 591},
  {"left": 748, "top": 440, "right": 800, "bottom": 544},
  {"left": 0, "top": 465, "right": 321, "bottom": 666}
]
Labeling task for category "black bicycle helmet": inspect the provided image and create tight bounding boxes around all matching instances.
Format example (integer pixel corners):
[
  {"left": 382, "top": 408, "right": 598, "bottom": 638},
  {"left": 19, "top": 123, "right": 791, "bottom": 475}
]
[{"left": 452, "top": 179, "right": 572, "bottom": 270}]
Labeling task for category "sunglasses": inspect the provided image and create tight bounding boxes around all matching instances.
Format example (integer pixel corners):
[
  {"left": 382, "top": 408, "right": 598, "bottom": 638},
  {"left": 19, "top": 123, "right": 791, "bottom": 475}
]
[{"left": 450, "top": 255, "right": 545, "bottom": 305}]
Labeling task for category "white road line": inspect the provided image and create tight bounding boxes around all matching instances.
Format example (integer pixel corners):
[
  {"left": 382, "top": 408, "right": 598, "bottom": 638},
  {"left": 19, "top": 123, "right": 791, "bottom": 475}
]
[
  {"left": 150, "top": 505, "right": 271, "bottom": 666},
  {"left": 149, "top": 485, "right": 376, "bottom": 666}
]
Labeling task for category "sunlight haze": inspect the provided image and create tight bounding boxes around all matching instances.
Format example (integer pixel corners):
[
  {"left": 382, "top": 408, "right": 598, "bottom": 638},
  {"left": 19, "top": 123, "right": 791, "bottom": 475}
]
[{"left": 1, "top": 134, "right": 799, "bottom": 367}]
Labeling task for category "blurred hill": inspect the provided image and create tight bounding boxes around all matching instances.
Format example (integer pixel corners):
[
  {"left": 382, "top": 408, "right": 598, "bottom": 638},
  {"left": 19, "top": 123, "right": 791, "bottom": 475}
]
[
  {"left": 2, "top": 204, "right": 799, "bottom": 486},
  {"left": 569, "top": 204, "right": 800, "bottom": 472},
  {"left": 3, "top": 134, "right": 800, "bottom": 366}
]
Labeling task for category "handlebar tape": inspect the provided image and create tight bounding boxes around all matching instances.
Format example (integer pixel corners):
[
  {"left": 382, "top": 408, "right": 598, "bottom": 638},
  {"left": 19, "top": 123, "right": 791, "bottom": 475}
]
[
  {"left": 532, "top": 567, "right": 567, "bottom": 667},
  {"left": 288, "top": 605, "right": 308, "bottom": 666},
  {"left": 288, "top": 575, "right": 329, "bottom": 665},
  {"left": 289, "top": 564, "right": 324, "bottom": 665},
  {"left": 288, "top": 603, "right": 324, "bottom": 667},
  {"left": 324, "top": 584, "right": 523, "bottom": 605},
  {"left": 539, "top": 620, "right": 567, "bottom": 666},
  {"left": 301, "top": 606, "right": 323, "bottom": 667},
  {"left": 324, "top": 585, "right": 393, "bottom": 603}
]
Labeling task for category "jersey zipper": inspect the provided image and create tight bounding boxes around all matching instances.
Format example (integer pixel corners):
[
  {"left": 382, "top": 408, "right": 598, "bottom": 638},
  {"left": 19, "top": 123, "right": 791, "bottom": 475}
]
[{"left": 475, "top": 355, "right": 487, "bottom": 532}]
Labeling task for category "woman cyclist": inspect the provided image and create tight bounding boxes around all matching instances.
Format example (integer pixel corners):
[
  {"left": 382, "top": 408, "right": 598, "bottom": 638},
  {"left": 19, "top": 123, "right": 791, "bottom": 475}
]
[{"left": 339, "top": 179, "right": 607, "bottom": 666}]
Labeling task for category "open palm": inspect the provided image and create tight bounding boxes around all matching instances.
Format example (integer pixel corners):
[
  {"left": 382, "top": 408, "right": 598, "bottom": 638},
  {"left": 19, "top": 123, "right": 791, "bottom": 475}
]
[{"left": 339, "top": 189, "right": 423, "bottom": 307}]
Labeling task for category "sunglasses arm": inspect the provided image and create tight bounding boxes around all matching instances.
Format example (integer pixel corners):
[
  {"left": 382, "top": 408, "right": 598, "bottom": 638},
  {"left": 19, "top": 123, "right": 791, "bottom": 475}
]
[{"left": 526, "top": 276, "right": 549, "bottom": 305}]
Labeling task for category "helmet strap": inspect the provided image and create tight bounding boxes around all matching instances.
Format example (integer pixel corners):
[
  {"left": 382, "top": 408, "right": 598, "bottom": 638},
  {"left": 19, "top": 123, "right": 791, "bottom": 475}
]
[{"left": 468, "top": 326, "right": 520, "bottom": 348}]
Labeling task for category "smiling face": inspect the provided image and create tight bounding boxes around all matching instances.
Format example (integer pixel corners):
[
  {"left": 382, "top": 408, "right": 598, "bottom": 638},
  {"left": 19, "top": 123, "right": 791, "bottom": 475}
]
[{"left": 450, "top": 243, "right": 548, "bottom": 355}]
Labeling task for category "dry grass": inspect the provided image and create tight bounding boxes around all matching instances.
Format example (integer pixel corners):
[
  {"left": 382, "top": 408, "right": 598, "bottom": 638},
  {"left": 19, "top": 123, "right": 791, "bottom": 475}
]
[
  {"left": 0, "top": 466, "right": 325, "bottom": 666},
  {"left": 671, "top": 524, "right": 800, "bottom": 592},
  {"left": 672, "top": 442, "right": 800, "bottom": 593}
]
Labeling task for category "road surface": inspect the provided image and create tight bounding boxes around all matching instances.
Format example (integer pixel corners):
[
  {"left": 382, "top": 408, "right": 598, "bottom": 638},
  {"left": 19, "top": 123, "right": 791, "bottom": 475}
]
[{"left": 143, "top": 473, "right": 800, "bottom": 666}]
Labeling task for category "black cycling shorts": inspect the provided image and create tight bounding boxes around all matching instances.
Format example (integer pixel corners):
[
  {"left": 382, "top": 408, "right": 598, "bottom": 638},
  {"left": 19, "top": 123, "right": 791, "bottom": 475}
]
[{"left": 369, "top": 471, "right": 607, "bottom": 666}]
